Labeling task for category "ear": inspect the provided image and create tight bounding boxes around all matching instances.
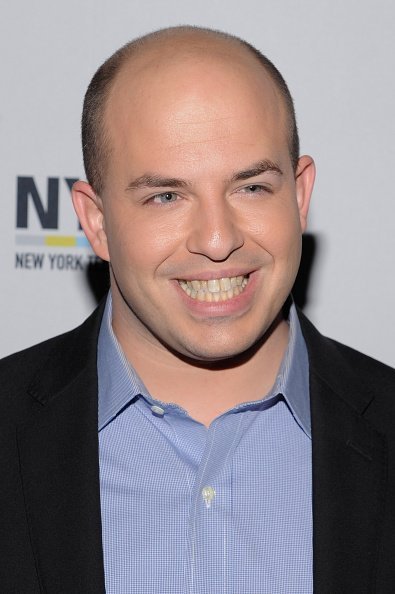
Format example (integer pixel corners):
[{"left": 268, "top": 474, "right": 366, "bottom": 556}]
[
  {"left": 295, "top": 155, "right": 316, "bottom": 232},
  {"left": 71, "top": 180, "right": 110, "bottom": 262}
]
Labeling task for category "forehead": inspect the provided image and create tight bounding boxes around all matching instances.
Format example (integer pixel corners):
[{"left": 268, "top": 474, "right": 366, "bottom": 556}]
[{"left": 104, "top": 37, "right": 288, "bottom": 170}]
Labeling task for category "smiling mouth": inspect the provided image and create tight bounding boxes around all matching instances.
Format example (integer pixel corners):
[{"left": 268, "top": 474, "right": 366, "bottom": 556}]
[{"left": 178, "top": 275, "right": 249, "bottom": 302}]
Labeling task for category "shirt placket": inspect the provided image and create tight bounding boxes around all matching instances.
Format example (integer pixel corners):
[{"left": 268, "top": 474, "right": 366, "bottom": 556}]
[{"left": 188, "top": 413, "right": 244, "bottom": 594}]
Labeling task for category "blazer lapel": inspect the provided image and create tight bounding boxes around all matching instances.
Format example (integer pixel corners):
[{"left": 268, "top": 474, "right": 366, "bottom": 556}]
[
  {"left": 300, "top": 313, "right": 387, "bottom": 594},
  {"left": 17, "top": 306, "right": 106, "bottom": 593}
]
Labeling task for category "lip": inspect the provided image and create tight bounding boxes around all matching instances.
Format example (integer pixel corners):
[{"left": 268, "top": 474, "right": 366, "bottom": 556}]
[{"left": 173, "top": 269, "right": 259, "bottom": 317}]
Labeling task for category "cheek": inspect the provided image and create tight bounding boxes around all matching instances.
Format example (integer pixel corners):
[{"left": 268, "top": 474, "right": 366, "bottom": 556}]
[
  {"left": 105, "top": 210, "right": 183, "bottom": 273},
  {"left": 249, "top": 203, "right": 302, "bottom": 259}
]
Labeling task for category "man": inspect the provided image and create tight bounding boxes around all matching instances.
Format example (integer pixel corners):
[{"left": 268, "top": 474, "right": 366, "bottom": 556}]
[{"left": 0, "top": 26, "right": 394, "bottom": 594}]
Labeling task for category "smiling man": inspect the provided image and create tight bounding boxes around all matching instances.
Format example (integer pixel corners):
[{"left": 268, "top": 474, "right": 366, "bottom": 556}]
[{"left": 1, "top": 26, "right": 395, "bottom": 594}]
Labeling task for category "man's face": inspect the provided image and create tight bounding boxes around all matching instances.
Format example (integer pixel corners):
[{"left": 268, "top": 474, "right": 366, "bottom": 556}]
[{"left": 76, "top": 45, "right": 314, "bottom": 362}]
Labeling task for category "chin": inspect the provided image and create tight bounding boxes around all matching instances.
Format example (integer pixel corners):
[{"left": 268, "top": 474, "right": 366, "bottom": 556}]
[{"left": 171, "top": 331, "right": 264, "bottom": 364}]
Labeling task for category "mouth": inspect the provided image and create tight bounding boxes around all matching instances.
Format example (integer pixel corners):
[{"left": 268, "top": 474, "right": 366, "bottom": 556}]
[{"left": 178, "top": 275, "right": 249, "bottom": 302}]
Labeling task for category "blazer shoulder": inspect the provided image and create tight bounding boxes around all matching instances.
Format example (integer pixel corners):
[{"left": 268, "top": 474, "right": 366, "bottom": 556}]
[
  {"left": 0, "top": 302, "right": 105, "bottom": 421},
  {"left": 324, "top": 334, "right": 394, "bottom": 383},
  {"left": 298, "top": 309, "right": 395, "bottom": 405},
  {"left": 298, "top": 311, "right": 395, "bottom": 372}
]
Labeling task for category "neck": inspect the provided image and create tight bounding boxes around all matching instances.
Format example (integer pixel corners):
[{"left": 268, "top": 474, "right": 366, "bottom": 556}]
[{"left": 111, "top": 299, "right": 290, "bottom": 426}]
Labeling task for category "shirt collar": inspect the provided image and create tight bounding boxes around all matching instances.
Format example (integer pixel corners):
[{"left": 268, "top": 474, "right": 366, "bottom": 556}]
[
  {"left": 97, "top": 293, "right": 151, "bottom": 431},
  {"left": 97, "top": 293, "right": 311, "bottom": 437},
  {"left": 272, "top": 303, "right": 311, "bottom": 437}
]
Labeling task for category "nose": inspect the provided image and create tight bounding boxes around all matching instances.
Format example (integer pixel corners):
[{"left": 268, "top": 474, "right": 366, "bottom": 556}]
[{"left": 186, "top": 197, "right": 244, "bottom": 261}]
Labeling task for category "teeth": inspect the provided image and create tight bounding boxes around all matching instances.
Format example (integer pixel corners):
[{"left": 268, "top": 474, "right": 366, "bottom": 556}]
[
  {"left": 220, "top": 277, "right": 231, "bottom": 291},
  {"left": 207, "top": 279, "right": 220, "bottom": 293},
  {"left": 178, "top": 275, "right": 249, "bottom": 302}
]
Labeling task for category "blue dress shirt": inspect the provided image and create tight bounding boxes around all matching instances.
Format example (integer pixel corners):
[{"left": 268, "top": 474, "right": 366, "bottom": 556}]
[{"left": 98, "top": 294, "right": 312, "bottom": 593}]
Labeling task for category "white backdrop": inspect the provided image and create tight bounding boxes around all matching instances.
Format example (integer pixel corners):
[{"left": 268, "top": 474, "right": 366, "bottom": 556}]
[{"left": 1, "top": 0, "right": 394, "bottom": 366}]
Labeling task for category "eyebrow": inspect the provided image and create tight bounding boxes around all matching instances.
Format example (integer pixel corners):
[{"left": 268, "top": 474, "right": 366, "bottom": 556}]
[
  {"left": 126, "top": 174, "right": 188, "bottom": 191},
  {"left": 230, "top": 159, "right": 283, "bottom": 182},
  {"left": 126, "top": 159, "right": 283, "bottom": 191}
]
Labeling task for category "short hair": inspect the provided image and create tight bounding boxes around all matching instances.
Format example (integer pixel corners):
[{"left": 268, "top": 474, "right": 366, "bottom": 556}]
[{"left": 81, "top": 26, "right": 300, "bottom": 195}]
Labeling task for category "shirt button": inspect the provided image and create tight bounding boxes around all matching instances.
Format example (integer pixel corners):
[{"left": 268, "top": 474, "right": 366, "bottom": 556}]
[
  {"left": 151, "top": 405, "right": 165, "bottom": 417},
  {"left": 202, "top": 486, "right": 216, "bottom": 509}
]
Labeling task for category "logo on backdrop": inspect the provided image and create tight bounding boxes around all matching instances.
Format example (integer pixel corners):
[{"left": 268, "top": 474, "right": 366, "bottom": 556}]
[{"left": 15, "top": 176, "right": 102, "bottom": 271}]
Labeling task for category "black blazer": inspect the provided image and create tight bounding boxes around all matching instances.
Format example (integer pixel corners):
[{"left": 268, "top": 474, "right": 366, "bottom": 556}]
[{"left": 1, "top": 304, "right": 394, "bottom": 593}]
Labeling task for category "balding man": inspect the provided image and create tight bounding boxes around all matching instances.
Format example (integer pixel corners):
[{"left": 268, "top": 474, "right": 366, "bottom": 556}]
[{"left": 1, "top": 26, "right": 395, "bottom": 594}]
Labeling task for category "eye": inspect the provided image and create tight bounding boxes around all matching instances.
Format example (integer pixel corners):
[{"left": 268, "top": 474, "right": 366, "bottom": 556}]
[
  {"left": 241, "top": 184, "right": 270, "bottom": 194},
  {"left": 151, "top": 192, "right": 179, "bottom": 204}
]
